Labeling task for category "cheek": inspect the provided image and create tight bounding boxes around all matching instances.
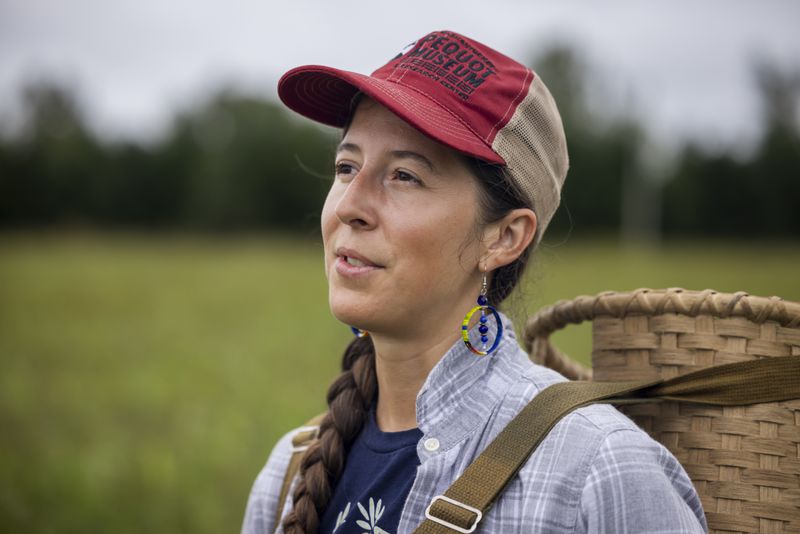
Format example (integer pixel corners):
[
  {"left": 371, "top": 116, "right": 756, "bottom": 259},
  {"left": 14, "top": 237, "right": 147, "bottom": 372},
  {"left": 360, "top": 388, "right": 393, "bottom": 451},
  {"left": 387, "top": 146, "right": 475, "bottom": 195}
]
[
  {"left": 320, "top": 188, "right": 340, "bottom": 272},
  {"left": 396, "top": 209, "right": 477, "bottom": 278},
  {"left": 320, "top": 187, "right": 338, "bottom": 242}
]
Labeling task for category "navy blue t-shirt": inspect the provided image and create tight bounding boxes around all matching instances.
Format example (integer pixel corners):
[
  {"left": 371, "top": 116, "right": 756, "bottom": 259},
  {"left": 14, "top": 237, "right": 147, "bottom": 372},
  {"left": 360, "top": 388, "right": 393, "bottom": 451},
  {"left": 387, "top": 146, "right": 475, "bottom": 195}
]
[{"left": 319, "top": 407, "right": 423, "bottom": 534}]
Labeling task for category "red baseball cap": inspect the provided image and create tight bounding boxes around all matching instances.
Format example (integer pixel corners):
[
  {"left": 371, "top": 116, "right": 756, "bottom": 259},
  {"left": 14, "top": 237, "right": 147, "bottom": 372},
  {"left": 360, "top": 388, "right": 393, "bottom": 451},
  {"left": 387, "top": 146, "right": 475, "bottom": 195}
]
[{"left": 278, "top": 30, "right": 568, "bottom": 246}]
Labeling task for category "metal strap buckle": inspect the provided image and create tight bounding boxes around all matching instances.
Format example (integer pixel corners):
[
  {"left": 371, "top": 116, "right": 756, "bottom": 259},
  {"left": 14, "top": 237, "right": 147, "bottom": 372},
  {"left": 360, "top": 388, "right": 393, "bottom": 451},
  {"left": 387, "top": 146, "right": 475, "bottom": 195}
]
[
  {"left": 290, "top": 425, "right": 319, "bottom": 453},
  {"left": 424, "top": 495, "right": 483, "bottom": 534}
]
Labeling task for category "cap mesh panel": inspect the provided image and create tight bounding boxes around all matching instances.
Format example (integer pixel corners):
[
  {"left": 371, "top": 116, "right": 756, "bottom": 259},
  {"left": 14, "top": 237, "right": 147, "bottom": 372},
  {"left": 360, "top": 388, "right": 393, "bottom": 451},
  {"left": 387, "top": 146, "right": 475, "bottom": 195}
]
[{"left": 492, "top": 75, "right": 569, "bottom": 248}]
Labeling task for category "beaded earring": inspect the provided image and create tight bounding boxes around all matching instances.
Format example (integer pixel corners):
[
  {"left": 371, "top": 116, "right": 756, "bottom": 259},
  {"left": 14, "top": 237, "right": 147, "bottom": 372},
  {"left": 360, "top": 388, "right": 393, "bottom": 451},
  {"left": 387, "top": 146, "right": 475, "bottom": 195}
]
[
  {"left": 461, "top": 271, "right": 503, "bottom": 355},
  {"left": 350, "top": 326, "right": 369, "bottom": 338}
]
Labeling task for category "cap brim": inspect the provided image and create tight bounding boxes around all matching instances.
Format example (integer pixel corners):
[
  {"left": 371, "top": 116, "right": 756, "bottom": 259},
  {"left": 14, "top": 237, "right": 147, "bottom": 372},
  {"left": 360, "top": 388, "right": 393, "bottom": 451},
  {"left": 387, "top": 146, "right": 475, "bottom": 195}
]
[{"left": 277, "top": 65, "right": 505, "bottom": 165}]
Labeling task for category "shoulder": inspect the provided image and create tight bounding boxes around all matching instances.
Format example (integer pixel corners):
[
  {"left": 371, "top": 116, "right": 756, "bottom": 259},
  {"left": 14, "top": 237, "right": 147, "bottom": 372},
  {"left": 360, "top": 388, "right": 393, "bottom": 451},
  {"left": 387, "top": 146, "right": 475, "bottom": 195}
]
[
  {"left": 240, "top": 428, "right": 297, "bottom": 534},
  {"left": 499, "top": 355, "right": 650, "bottom": 476},
  {"left": 575, "top": 420, "right": 708, "bottom": 532},
  {"left": 490, "top": 346, "right": 648, "bottom": 480},
  {"left": 490, "top": 348, "right": 707, "bottom": 531},
  {"left": 494, "top": 343, "right": 664, "bottom": 448}
]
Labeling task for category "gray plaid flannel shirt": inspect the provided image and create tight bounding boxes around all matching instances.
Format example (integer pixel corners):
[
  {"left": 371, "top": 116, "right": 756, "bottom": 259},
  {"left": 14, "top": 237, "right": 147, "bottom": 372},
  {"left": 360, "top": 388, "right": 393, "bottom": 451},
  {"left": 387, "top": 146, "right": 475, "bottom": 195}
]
[{"left": 242, "top": 311, "right": 707, "bottom": 533}]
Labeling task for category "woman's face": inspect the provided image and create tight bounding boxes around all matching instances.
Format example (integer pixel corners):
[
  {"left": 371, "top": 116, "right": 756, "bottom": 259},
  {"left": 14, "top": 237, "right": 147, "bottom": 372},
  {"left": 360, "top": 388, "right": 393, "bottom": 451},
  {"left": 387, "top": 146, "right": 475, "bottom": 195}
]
[{"left": 321, "top": 97, "right": 486, "bottom": 337}]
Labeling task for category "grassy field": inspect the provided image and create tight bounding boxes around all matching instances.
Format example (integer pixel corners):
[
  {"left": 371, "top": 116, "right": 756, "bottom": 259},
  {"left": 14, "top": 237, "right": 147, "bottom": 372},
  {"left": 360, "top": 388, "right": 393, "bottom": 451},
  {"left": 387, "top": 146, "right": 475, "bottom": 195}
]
[{"left": 1, "top": 232, "right": 798, "bottom": 533}]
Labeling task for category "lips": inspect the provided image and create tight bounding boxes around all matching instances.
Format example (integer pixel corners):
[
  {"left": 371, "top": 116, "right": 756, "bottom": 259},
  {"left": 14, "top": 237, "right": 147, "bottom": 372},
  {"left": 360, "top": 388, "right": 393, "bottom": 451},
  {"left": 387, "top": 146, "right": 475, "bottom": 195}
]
[
  {"left": 335, "top": 247, "right": 383, "bottom": 268},
  {"left": 335, "top": 247, "right": 383, "bottom": 278}
]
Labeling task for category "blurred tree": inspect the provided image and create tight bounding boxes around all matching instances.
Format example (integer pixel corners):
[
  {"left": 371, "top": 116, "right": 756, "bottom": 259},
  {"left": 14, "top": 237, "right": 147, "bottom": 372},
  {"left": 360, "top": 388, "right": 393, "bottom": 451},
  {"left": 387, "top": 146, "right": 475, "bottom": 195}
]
[
  {"left": 750, "top": 61, "right": 800, "bottom": 236},
  {"left": 1, "top": 50, "right": 796, "bottom": 240},
  {"left": 0, "top": 85, "right": 337, "bottom": 233},
  {"left": 662, "top": 59, "right": 800, "bottom": 238},
  {"left": 530, "top": 45, "right": 644, "bottom": 239},
  {"left": 0, "top": 83, "right": 105, "bottom": 226},
  {"left": 167, "top": 90, "right": 336, "bottom": 232}
]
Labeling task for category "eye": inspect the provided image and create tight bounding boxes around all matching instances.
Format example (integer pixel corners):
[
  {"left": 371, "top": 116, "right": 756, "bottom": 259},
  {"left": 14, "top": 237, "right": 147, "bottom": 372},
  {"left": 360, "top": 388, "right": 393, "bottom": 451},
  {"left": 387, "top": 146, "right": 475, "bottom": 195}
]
[
  {"left": 393, "top": 169, "right": 423, "bottom": 185},
  {"left": 334, "top": 161, "right": 358, "bottom": 179}
]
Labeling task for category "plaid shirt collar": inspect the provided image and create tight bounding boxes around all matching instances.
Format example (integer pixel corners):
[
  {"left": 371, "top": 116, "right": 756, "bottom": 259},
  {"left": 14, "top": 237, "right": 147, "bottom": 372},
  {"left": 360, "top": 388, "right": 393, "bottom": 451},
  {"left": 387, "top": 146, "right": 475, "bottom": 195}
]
[{"left": 415, "top": 310, "right": 525, "bottom": 456}]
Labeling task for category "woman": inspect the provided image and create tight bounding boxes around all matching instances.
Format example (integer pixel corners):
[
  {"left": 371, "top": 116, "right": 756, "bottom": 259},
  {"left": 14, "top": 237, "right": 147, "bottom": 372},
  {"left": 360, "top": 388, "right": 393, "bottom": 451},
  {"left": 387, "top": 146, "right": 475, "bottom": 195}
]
[{"left": 243, "top": 30, "right": 707, "bottom": 533}]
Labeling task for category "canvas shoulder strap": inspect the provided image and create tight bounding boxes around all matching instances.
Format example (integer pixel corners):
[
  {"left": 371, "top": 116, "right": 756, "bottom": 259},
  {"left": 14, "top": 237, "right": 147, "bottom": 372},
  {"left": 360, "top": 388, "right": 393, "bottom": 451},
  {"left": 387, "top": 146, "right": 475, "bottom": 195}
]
[
  {"left": 274, "top": 411, "right": 327, "bottom": 533},
  {"left": 414, "top": 356, "right": 800, "bottom": 534}
]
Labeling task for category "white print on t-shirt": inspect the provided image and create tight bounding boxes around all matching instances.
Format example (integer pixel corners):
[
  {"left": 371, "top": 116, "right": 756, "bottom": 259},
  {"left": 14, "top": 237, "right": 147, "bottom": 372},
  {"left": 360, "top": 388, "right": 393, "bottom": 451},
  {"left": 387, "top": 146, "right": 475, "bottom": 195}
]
[
  {"left": 333, "top": 502, "right": 350, "bottom": 532},
  {"left": 332, "top": 497, "right": 391, "bottom": 534}
]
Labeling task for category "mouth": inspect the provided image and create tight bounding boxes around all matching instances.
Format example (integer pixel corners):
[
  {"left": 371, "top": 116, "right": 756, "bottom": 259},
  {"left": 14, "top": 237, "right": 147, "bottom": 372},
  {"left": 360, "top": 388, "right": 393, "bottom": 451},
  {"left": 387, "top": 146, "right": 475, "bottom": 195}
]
[
  {"left": 342, "top": 256, "right": 375, "bottom": 268},
  {"left": 334, "top": 247, "right": 384, "bottom": 277},
  {"left": 335, "top": 247, "right": 384, "bottom": 268}
]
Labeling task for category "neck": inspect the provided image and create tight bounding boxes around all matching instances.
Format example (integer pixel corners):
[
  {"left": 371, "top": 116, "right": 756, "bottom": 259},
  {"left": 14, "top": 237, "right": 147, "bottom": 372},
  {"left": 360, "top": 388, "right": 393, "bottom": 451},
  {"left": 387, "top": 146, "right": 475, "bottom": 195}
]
[{"left": 372, "top": 322, "right": 460, "bottom": 432}]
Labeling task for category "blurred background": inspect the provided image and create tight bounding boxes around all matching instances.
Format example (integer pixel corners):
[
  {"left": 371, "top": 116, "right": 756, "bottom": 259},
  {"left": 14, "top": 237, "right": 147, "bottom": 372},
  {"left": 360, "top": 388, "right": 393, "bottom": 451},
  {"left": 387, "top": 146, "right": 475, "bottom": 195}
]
[{"left": 1, "top": 0, "right": 798, "bottom": 532}]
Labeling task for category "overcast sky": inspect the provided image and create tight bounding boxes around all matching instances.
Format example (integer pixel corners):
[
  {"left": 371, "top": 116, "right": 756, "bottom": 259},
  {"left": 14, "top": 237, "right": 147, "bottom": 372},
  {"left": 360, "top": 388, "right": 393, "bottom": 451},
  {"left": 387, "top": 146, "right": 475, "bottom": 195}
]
[{"left": 1, "top": 0, "right": 798, "bottom": 151}]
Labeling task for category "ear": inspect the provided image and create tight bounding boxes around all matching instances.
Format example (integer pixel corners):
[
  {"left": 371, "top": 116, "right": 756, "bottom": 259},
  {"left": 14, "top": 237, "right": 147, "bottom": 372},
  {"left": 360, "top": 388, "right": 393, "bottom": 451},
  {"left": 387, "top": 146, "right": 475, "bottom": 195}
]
[{"left": 480, "top": 208, "right": 537, "bottom": 271}]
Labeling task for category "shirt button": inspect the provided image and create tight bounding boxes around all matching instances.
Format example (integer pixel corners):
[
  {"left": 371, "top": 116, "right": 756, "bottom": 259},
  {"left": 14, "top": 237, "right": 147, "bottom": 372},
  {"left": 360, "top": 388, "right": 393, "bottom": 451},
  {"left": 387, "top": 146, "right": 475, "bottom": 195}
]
[{"left": 424, "top": 438, "right": 440, "bottom": 452}]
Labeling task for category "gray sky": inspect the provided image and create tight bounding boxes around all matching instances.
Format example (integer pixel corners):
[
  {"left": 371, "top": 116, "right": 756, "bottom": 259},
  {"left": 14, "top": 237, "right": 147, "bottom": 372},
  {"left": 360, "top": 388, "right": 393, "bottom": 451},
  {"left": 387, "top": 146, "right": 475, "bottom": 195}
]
[{"left": 1, "top": 0, "right": 798, "bottom": 151}]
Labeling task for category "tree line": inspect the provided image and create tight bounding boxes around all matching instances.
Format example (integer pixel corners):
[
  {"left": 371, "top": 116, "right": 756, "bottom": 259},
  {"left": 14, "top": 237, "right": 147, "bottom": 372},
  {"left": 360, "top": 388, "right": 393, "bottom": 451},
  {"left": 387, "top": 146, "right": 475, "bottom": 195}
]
[{"left": 1, "top": 46, "right": 797, "bottom": 240}]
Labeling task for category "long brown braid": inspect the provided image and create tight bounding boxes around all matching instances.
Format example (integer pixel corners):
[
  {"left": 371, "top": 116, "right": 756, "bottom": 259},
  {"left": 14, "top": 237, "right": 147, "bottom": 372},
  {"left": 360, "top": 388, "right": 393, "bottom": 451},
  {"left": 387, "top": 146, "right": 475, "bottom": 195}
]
[
  {"left": 280, "top": 123, "right": 534, "bottom": 534},
  {"left": 280, "top": 335, "right": 376, "bottom": 533}
]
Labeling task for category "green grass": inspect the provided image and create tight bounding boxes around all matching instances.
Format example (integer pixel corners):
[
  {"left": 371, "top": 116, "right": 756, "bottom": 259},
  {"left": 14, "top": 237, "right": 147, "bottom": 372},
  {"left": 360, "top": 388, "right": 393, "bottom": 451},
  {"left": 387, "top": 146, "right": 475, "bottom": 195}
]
[{"left": 0, "top": 232, "right": 798, "bottom": 533}]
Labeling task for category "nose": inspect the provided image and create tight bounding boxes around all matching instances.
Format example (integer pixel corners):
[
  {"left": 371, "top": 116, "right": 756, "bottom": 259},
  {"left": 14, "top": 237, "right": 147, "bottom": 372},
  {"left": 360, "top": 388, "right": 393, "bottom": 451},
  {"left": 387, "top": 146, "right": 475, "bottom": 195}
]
[{"left": 334, "top": 166, "right": 379, "bottom": 229}]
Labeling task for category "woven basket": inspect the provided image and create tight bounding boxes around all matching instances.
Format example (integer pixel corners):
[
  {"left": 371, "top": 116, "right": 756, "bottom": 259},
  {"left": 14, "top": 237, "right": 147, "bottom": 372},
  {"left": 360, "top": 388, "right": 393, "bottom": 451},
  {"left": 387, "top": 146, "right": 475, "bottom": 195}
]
[{"left": 523, "top": 288, "right": 800, "bottom": 534}]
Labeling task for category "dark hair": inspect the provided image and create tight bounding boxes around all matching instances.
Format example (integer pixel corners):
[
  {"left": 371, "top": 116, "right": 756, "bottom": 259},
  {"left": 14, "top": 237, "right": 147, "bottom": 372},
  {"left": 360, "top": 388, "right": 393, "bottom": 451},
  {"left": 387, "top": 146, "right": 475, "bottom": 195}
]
[
  {"left": 459, "top": 154, "right": 534, "bottom": 304},
  {"left": 280, "top": 97, "right": 534, "bottom": 534}
]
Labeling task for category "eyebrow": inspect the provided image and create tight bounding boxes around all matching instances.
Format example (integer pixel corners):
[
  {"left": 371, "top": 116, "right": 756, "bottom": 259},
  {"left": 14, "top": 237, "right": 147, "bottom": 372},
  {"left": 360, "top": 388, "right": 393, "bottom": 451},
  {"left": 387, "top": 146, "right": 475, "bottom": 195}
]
[
  {"left": 336, "top": 141, "right": 361, "bottom": 155},
  {"left": 392, "top": 150, "right": 435, "bottom": 172},
  {"left": 336, "top": 142, "right": 436, "bottom": 172}
]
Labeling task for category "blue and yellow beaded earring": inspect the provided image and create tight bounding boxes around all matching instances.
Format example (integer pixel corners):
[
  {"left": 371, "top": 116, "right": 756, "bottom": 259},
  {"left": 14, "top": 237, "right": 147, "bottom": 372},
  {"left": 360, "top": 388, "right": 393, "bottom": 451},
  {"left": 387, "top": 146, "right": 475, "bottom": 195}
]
[
  {"left": 461, "top": 271, "right": 503, "bottom": 355},
  {"left": 350, "top": 326, "right": 369, "bottom": 338}
]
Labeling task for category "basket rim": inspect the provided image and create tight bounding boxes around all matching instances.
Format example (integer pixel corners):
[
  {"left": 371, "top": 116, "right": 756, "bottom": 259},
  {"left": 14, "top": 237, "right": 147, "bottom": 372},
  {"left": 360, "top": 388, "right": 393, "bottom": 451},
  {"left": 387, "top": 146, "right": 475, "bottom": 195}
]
[{"left": 523, "top": 287, "right": 800, "bottom": 352}]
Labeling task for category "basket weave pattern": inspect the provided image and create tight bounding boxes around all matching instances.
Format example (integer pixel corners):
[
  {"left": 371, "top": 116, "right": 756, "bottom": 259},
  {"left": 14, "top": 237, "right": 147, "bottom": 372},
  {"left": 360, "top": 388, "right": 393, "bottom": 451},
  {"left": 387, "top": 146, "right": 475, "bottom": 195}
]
[{"left": 524, "top": 288, "right": 800, "bottom": 534}]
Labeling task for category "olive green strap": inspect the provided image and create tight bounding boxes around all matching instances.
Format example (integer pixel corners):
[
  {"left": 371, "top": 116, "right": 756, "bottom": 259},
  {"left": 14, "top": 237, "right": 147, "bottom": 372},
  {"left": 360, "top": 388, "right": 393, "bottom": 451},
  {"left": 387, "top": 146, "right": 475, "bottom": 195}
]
[
  {"left": 415, "top": 356, "right": 800, "bottom": 534},
  {"left": 274, "top": 412, "right": 327, "bottom": 533}
]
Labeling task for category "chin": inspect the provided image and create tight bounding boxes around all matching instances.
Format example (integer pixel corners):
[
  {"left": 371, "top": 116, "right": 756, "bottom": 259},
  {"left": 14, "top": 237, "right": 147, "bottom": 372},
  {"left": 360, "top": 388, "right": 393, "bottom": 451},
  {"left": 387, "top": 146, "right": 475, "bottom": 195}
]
[
  {"left": 330, "top": 299, "right": 397, "bottom": 336},
  {"left": 329, "top": 294, "right": 370, "bottom": 329}
]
